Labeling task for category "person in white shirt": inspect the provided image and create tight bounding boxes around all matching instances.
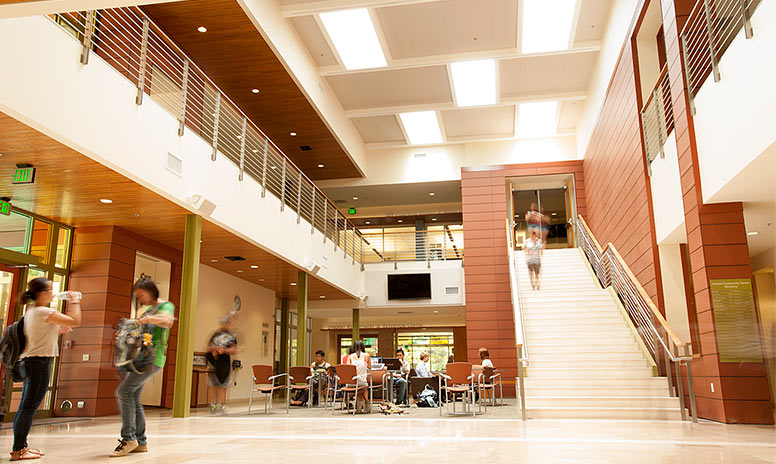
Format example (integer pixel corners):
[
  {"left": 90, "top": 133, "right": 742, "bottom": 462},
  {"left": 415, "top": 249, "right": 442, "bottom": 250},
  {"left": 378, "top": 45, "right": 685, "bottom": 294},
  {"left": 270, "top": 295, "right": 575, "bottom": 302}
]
[
  {"left": 479, "top": 348, "right": 494, "bottom": 369},
  {"left": 415, "top": 352, "right": 432, "bottom": 378},
  {"left": 524, "top": 230, "right": 544, "bottom": 290}
]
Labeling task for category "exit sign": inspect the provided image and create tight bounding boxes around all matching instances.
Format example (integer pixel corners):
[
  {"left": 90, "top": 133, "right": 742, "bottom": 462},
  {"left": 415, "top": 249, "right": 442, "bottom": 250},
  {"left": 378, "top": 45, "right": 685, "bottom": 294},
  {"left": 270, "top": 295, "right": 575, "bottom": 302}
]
[
  {"left": 12, "top": 167, "right": 36, "bottom": 184},
  {"left": 348, "top": 207, "right": 356, "bottom": 215},
  {"left": 0, "top": 199, "right": 10, "bottom": 216}
]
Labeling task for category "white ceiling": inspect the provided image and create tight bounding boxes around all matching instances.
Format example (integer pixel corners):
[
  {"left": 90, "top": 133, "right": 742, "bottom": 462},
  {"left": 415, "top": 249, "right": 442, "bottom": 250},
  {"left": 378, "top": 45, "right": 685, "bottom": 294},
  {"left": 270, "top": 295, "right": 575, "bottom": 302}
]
[{"left": 284, "top": 0, "right": 613, "bottom": 148}]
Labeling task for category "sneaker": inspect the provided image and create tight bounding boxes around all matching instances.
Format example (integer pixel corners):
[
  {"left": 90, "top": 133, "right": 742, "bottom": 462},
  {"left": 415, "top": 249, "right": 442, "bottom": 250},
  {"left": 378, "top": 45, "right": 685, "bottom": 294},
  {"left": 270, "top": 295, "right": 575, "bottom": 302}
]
[
  {"left": 110, "top": 439, "right": 138, "bottom": 457},
  {"left": 130, "top": 444, "right": 148, "bottom": 453}
]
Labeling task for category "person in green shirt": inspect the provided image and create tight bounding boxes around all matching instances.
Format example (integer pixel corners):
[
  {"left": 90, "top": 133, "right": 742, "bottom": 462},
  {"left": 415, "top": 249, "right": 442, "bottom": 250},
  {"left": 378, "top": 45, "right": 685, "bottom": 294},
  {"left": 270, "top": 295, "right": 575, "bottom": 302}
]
[{"left": 111, "top": 277, "right": 175, "bottom": 458}]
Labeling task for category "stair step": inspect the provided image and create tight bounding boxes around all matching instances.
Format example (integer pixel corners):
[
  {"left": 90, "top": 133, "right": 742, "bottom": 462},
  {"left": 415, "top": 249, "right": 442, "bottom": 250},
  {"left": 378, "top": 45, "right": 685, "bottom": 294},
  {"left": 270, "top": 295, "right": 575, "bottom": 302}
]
[
  {"left": 529, "top": 352, "right": 646, "bottom": 362},
  {"left": 526, "top": 367, "right": 654, "bottom": 378},
  {"left": 523, "top": 376, "right": 667, "bottom": 388},
  {"left": 529, "top": 359, "right": 651, "bottom": 369},
  {"left": 522, "top": 315, "right": 625, "bottom": 323},
  {"left": 523, "top": 386, "right": 669, "bottom": 397},
  {"left": 525, "top": 334, "right": 636, "bottom": 343},
  {"left": 524, "top": 407, "right": 683, "bottom": 420},
  {"left": 523, "top": 319, "right": 626, "bottom": 328},
  {"left": 525, "top": 396, "right": 680, "bottom": 409}
]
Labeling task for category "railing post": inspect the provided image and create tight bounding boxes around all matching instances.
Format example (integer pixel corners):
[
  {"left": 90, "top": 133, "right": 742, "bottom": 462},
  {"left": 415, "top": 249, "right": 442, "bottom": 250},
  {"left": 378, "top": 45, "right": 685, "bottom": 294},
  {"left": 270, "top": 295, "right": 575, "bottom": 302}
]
[
  {"left": 351, "top": 230, "right": 356, "bottom": 265},
  {"left": 683, "top": 345, "right": 698, "bottom": 422},
  {"left": 740, "top": 0, "right": 753, "bottom": 39},
  {"left": 322, "top": 201, "right": 328, "bottom": 243},
  {"left": 260, "top": 139, "right": 268, "bottom": 197},
  {"left": 296, "top": 172, "right": 302, "bottom": 224},
  {"left": 661, "top": 327, "right": 674, "bottom": 396},
  {"left": 79, "top": 10, "right": 94, "bottom": 65},
  {"left": 443, "top": 230, "right": 447, "bottom": 260},
  {"left": 135, "top": 19, "right": 150, "bottom": 105},
  {"left": 653, "top": 87, "right": 665, "bottom": 159},
  {"left": 640, "top": 110, "right": 651, "bottom": 169},
  {"left": 178, "top": 59, "right": 190, "bottom": 136},
  {"left": 238, "top": 117, "right": 247, "bottom": 181},
  {"left": 211, "top": 93, "right": 221, "bottom": 161},
  {"left": 360, "top": 238, "right": 365, "bottom": 271},
  {"left": 333, "top": 214, "right": 338, "bottom": 251},
  {"left": 280, "top": 158, "right": 287, "bottom": 212},
  {"left": 343, "top": 222, "right": 348, "bottom": 258},
  {"left": 674, "top": 347, "right": 688, "bottom": 421},
  {"left": 311, "top": 189, "right": 316, "bottom": 234},
  {"left": 516, "top": 345, "right": 526, "bottom": 421},
  {"left": 680, "top": 34, "right": 697, "bottom": 116},
  {"left": 702, "top": 0, "right": 721, "bottom": 82}
]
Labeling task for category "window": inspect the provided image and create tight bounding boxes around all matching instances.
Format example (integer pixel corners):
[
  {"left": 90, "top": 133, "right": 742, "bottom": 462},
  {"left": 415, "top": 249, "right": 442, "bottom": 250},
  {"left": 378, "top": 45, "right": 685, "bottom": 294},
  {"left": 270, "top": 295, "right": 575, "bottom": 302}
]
[
  {"left": 339, "top": 336, "right": 378, "bottom": 362},
  {"left": 396, "top": 332, "right": 455, "bottom": 372},
  {"left": 0, "top": 211, "right": 30, "bottom": 253}
]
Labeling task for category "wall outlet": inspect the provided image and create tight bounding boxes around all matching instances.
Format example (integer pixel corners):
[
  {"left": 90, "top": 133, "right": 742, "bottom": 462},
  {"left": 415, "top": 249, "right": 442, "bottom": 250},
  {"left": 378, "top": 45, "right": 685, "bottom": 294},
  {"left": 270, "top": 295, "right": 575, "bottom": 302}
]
[
  {"left": 82, "top": 354, "right": 90, "bottom": 361},
  {"left": 77, "top": 401, "right": 85, "bottom": 409}
]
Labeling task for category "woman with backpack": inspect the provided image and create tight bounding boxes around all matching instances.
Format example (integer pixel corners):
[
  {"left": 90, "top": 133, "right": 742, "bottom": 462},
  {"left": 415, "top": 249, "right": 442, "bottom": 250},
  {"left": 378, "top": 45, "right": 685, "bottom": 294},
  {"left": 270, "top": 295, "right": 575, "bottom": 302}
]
[
  {"left": 111, "top": 277, "right": 174, "bottom": 458},
  {"left": 11, "top": 278, "right": 81, "bottom": 461}
]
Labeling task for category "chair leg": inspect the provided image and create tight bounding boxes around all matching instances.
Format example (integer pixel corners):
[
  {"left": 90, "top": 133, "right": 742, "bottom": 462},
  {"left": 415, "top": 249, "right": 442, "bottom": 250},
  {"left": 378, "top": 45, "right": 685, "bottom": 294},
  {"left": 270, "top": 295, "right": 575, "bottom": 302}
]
[{"left": 248, "top": 389, "right": 253, "bottom": 415}]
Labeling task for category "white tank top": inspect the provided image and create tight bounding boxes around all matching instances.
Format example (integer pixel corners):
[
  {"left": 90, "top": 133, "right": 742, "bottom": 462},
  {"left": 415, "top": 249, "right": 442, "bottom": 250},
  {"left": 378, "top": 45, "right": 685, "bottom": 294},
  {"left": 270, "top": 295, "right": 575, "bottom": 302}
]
[
  {"left": 21, "top": 307, "right": 60, "bottom": 359},
  {"left": 347, "top": 352, "right": 368, "bottom": 385}
]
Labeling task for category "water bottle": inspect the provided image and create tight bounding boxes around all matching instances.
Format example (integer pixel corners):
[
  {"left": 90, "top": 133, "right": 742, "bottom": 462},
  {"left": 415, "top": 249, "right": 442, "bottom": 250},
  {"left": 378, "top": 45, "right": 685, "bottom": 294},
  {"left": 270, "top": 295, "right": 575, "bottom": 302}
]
[{"left": 56, "top": 291, "right": 82, "bottom": 301}]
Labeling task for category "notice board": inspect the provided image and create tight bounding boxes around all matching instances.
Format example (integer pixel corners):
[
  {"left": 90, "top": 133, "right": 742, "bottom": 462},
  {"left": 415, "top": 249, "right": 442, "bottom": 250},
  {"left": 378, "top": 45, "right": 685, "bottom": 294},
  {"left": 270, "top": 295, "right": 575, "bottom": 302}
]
[{"left": 710, "top": 279, "right": 763, "bottom": 363}]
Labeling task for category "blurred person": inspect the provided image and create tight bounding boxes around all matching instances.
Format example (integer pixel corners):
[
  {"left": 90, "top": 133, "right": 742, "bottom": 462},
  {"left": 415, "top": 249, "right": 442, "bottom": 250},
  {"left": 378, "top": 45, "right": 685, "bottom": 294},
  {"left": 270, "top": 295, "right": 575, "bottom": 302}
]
[
  {"left": 290, "top": 350, "right": 331, "bottom": 406},
  {"left": 341, "top": 343, "right": 356, "bottom": 364},
  {"left": 525, "top": 229, "right": 544, "bottom": 290},
  {"left": 526, "top": 202, "right": 542, "bottom": 238},
  {"left": 346, "top": 341, "right": 371, "bottom": 414},
  {"left": 206, "top": 316, "right": 238, "bottom": 414},
  {"left": 540, "top": 206, "right": 551, "bottom": 243},
  {"left": 10, "top": 278, "right": 81, "bottom": 461},
  {"left": 111, "top": 277, "right": 174, "bottom": 458},
  {"left": 479, "top": 348, "right": 494, "bottom": 369},
  {"left": 415, "top": 352, "right": 432, "bottom": 378}
]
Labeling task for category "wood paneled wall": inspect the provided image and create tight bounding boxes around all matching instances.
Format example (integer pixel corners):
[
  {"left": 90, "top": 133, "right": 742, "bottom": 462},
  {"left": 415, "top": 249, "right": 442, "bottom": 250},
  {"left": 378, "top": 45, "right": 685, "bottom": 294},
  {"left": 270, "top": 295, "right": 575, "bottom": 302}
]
[
  {"left": 461, "top": 161, "right": 586, "bottom": 396},
  {"left": 56, "top": 226, "right": 182, "bottom": 416}
]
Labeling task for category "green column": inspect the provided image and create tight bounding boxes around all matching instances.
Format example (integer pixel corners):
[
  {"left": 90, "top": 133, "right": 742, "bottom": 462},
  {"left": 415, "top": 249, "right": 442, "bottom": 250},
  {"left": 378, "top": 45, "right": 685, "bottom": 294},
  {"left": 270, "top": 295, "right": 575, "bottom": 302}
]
[
  {"left": 295, "top": 271, "right": 307, "bottom": 366},
  {"left": 172, "top": 214, "right": 201, "bottom": 418},
  {"left": 352, "top": 308, "right": 360, "bottom": 340},
  {"left": 279, "top": 299, "right": 289, "bottom": 373}
]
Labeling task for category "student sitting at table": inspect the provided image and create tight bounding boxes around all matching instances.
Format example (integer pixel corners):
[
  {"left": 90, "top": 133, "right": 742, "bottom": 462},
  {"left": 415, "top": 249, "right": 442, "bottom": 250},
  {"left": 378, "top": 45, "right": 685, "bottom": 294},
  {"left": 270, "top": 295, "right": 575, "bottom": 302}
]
[
  {"left": 290, "top": 350, "right": 331, "bottom": 406},
  {"left": 391, "top": 349, "right": 410, "bottom": 405},
  {"left": 415, "top": 352, "right": 432, "bottom": 377},
  {"left": 479, "top": 348, "right": 494, "bottom": 368}
]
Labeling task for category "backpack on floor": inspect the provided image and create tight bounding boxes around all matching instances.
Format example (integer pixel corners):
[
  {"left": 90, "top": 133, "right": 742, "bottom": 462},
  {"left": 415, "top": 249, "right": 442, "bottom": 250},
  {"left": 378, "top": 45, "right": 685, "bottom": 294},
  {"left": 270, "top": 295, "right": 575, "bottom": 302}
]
[{"left": 417, "top": 384, "right": 438, "bottom": 408}]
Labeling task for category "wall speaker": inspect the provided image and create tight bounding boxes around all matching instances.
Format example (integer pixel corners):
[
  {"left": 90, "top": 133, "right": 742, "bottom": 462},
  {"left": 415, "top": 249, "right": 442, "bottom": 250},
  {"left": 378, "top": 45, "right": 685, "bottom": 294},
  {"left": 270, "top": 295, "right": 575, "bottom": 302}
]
[{"left": 186, "top": 194, "right": 217, "bottom": 216}]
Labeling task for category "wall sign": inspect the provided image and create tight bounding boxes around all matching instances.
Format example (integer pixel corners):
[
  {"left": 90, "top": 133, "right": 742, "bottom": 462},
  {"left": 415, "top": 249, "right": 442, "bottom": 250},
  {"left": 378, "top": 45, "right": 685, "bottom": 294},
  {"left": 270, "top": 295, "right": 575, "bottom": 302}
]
[
  {"left": 710, "top": 278, "right": 764, "bottom": 363},
  {"left": 12, "top": 167, "right": 35, "bottom": 184},
  {"left": 348, "top": 207, "right": 356, "bottom": 215},
  {"left": 0, "top": 198, "right": 11, "bottom": 216}
]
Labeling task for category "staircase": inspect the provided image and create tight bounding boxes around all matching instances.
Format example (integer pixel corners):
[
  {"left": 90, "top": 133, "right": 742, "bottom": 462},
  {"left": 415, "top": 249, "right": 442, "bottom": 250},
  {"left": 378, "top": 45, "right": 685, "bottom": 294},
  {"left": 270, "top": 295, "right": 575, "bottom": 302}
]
[{"left": 514, "top": 248, "right": 683, "bottom": 420}]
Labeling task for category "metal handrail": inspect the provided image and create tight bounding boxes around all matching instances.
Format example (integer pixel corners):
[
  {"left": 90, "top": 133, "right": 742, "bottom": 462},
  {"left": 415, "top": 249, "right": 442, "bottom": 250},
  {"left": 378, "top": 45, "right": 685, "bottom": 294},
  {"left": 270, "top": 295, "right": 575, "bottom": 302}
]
[
  {"left": 49, "top": 8, "right": 368, "bottom": 264},
  {"left": 505, "top": 219, "right": 528, "bottom": 420},
  {"left": 680, "top": 0, "right": 760, "bottom": 114},
  {"left": 640, "top": 65, "right": 675, "bottom": 170},
  {"left": 360, "top": 227, "right": 464, "bottom": 264},
  {"left": 576, "top": 215, "right": 697, "bottom": 422}
]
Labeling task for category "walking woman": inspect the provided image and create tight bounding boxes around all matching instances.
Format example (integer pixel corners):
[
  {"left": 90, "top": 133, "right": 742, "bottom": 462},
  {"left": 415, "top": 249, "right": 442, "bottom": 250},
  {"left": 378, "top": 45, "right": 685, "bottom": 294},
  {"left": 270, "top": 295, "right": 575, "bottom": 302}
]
[
  {"left": 346, "top": 340, "right": 371, "bottom": 414},
  {"left": 11, "top": 278, "right": 81, "bottom": 461},
  {"left": 111, "top": 277, "right": 174, "bottom": 457}
]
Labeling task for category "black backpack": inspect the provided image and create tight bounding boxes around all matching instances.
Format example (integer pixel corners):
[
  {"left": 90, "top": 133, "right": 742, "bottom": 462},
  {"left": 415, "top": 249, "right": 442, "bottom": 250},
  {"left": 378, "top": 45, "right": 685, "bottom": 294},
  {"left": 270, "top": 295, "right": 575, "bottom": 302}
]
[{"left": 0, "top": 318, "right": 27, "bottom": 382}]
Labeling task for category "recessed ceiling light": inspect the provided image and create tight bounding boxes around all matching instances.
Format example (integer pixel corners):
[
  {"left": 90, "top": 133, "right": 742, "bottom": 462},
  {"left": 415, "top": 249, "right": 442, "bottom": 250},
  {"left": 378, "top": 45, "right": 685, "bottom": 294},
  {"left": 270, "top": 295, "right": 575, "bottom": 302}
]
[
  {"left": 397, "top": 219, "right": 403, "bottom": 223},
  {"left": 551, "top": 212, "right": 557, "bottom": 216},
  {"left": 290, "top": 282, "right": 297, "bottom": 286},
  {"left": 399, "top": 111, "right": 443, "bottom": 145},
  {"left": 450, "top": 59, "right": 497, "bottom": 107},
  {"left": 250, "top": 265, "right": 259, "bottom": 269},
  {"left": 429, "top": 192, "right": 435, "bottom": 196},
  {"left": 211, "top": 259, "right": 218, "bottom": 262},
  {"left": 251, "top": 88, "right": 260, "bottom": 94},
  {"left": 290, "top": 132, "right": 297, "bottom": 136},
  {"left": 319, "top": 295, "right": 326, "bottom": 299},
  {"left": 197, "top": 26, "right": 207, "bottom": 33},
  {"left": 259, "top": 278, "right": 265, "bottom": 282},
  {"left": 100, "top": 199, "right": 113, "bottom": 204},
  {"left": 517, "top": 101, "right": 558, "bottom": 138},
  {"left": 521, "top": 0, "right": 575, "bottom": 54},
  {"left": 236, "top": 270, "right": 243, "bottom": 273},
  {"left": 319, "top": 8, "right": 387, "bottom": 70},
  {"left": 433, "top": 310, "right": 439, "bottom": 313},
  {"left": 747, "top": 231, "right": 759, "bottom": 236},
  {"left": 432, "top": 218, "right": 437, "bottom": 221},
  {"left": 353, "top": 196, "right": 358, "bottom": 200},
  {"left": 365, "top": 221, "right": 371, "bottom": 224},
  {"left": 318, "top": 164, "right": 324, "bottom": 168}
]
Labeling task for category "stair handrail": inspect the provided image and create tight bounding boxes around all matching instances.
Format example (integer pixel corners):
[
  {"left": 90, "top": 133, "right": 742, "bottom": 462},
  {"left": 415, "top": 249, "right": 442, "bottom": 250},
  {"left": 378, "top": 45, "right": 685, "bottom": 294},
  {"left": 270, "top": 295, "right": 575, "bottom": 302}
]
[
  {"left": 505, "top": 218, "right": 527, "bottom": 420},
  {"left": 576, "top": 215, "right": 698, "bottom": 422}
]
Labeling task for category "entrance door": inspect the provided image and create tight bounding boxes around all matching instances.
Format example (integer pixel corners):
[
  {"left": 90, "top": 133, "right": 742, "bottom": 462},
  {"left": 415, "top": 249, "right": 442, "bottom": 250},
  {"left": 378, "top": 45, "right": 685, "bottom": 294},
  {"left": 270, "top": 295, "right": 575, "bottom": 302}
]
[{"left": 513, "top": 188, "right": 571, "bottom": 249}]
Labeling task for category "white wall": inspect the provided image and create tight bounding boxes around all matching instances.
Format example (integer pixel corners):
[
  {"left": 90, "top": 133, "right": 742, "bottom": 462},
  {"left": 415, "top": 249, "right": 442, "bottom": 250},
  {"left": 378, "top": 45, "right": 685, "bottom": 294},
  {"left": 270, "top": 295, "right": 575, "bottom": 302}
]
[
  {"left": 650, "top": 133, "right": 687, "bottom": 244},
  {"left": 0, "top": 0, "right": 180, "bottom": 19},
  {"left": 364, "top": 261, "right": 465, "bottom": 308},
  {"left": 195, "top": 264, "right": 276, "bottom": 400},
  {"left": 658, "top": 244, "right": 691, "bottom": 343},
  {"left": 0, "top": 15, "right": 363, "bottom": 299},
  {"left": 693, "top": 0, "right": 776, "bottom": 203},
  {"left": 318, "top": 135, "right": 578, "bottom": 188},
  {"left": 577, "top": 0, "right": 640, "bottom": 157}
]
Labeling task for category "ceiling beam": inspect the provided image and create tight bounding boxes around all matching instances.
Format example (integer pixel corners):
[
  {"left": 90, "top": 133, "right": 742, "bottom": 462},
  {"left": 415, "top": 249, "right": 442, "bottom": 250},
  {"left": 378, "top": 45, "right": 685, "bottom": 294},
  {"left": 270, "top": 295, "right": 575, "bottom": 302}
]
[
  {"left": 319, "top": 43, "right": 601, "bottom": 76},
  {"left": 364, "top": 132, "right": 577, "bottom": 150},
  {"left": 345, "top": 92, "right": 587, "bottom": 118},
  {"left": 281, "top": 0, "right": 446, "bottom": 17}
]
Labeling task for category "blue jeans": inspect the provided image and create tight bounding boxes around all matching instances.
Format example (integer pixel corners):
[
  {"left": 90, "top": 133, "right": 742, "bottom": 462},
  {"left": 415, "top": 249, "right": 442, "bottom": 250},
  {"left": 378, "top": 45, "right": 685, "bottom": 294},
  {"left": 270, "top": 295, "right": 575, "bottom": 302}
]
[
  {"left": 116, "top": 366, "right": 159, "bottom": 445},
  {"left": 13, "top": 357, "right": 53, "bottom": 451}
]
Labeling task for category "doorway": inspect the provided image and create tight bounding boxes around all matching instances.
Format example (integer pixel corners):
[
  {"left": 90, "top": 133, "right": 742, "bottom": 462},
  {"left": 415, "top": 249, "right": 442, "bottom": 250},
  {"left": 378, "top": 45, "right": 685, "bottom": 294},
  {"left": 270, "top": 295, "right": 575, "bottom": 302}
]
[{"left": 510, "top": 174, "right": 577, "bottom": 250}]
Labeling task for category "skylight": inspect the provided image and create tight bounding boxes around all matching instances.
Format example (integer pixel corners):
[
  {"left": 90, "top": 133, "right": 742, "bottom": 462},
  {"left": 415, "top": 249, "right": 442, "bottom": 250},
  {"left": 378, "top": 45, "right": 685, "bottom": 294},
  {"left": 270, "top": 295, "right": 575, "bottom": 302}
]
[
  {"left": 399, "top": 111, "right": 444, "bottom": 145},
  {"left": 319, "top": 8, "right": 387, "bottom": 71},
  {"left": 516, "top": 101, "right": 558, "bottom": 138},
  {"left": 521, "top": 0, "right": 576, "bottom": 54},
  {"left": 450, "top": 59, "right": 497, "bottom": 107}
]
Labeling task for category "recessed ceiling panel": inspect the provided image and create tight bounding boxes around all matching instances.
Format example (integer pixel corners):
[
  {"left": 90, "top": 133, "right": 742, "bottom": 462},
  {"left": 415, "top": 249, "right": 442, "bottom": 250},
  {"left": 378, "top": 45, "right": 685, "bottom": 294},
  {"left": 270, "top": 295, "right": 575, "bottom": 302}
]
[
  {"left": 326, "top": 65, "right": 452, "bottom": 110},
  {"left": 376, "top": 0, "right": 517, "bottom": 59},
  {"left": 290, "top": 16, "right": 339, "bottom": 67},
  {"left": 352, "top": 115, "right": 406, "bottom": 144},
  {"left": 574, "top": 0, "right": 612, "bottom": 44},
  {"left": 500, "top": 51, "right": 597, "bottom": 97},
  {"left": 441, "top": 106, "right": 515, "bottom": 139},
  {"left": 557, "top": 100, "right": 584, "bottom": 134}
]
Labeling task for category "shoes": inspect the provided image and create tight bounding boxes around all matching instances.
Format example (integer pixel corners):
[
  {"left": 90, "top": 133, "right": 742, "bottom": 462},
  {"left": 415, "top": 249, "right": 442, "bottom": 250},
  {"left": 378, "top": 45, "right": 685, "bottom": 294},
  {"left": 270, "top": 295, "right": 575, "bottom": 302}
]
[
  {"left": 109, "top": 439, "right": 138, "bottom": 457},
  {"left": 131, "top": 444, "right": 148, "bottom": 453},
  {"left": 216, "top": 404, "right": 226, "bottom": 415},
  {"left": 10, "top": 447, "right": 43, "bottom": 461}
]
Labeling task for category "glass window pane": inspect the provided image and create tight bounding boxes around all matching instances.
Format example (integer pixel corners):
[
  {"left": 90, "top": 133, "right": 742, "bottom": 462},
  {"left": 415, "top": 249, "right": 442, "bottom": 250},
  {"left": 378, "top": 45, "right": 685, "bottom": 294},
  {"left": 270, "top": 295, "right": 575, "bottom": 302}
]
[
  {"left": 0, "top": 270, "right": 15, "bottom": 332},
  {"left": 23, "top": 269, "right": 48, "bottom": 316},
  {"left": 29, "top": 220, "right": 51, "bottom": 265},
  {"left": 51, "top": 274, "right": 67, "bottom": 311},
  {"left": 55, "top": 228, "right": 71, "bottom": 268},
  {"left": 0, "top": 211, "right": 31, "bottom": 253}
]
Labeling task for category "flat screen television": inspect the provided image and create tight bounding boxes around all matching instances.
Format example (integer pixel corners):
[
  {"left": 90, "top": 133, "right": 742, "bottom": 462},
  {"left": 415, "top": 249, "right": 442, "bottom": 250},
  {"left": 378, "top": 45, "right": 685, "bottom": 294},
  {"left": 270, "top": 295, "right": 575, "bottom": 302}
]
[{"left": 387, "top": 273, "right": 431, "bottom": 300}]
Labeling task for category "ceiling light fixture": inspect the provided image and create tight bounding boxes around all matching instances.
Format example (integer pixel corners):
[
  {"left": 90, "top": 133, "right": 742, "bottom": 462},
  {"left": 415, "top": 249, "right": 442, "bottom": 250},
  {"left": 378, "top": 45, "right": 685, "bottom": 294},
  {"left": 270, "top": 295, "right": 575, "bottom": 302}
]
[
  {"left": 318, "top": 164, "right": 325, "bottom": 168},
  {"left": 319, "top": 8, "right": 387, "bottom": 70},
  {"left": 259, "top": 278, "right": 265, "bottom": 282},
  {"left": 365, "top": 221, "right": 371, "bottom": 225},
  {"left": 250, "top": 265, "right": 259, "bottom": 269},
  {"left": 290, "top": 132, "right": 297, "bottom": 136},
  {"left": 517, "top": 101, "right": 559, "bottom": 138},
  {"left": 429, "top": 192, "right": 435, "bottom": 196},
  {"left": 450, "top": 59, "right": 497, "bottom": 107},
  {"left": 237, "top": 270, "right": 243, "bottom": 273},
  {"left": 211, "top": 259, "right": 218, "bottom": 262},
  {"left": 251, "top": 88, "right": 260, "bottom": 94},
  {"left": 399, "top": 111, "right": 444, "bottom": 145},
  {"left": 353, "top": 196, "right": 358, "bottom": 200},
  {"left": 197, "top": 26, "right": 207, "bottom": 33},
  {"left": 432, "top": 218, "right": 437, "bottom": 221},
  {"left": 397, "top": 219, "right": 403, "bottom": 223},
  {"left": 433, "top": 310, "right": 439, "bottom": 313},
  {"left": 100, "top": 199, "right": 113, "bottom": 204},
  {"left": 290, "top": 282, "right": 297, "bottom": 286},
  {"left": 320, "top": 295, "right": 326, "bottom": 299},
  {"left": 521, "top": 0, "right": 576, "bottom": 54},
  {"left": 747, "top": 231, "right": 759, "bottom": 236}
]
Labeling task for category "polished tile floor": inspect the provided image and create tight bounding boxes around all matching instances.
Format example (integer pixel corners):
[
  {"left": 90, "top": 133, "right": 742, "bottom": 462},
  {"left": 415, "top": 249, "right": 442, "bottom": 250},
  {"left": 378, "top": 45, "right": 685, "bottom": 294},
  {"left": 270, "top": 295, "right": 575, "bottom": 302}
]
[{"left": 2, "top": 400, "right": 774, "bottom": 463}]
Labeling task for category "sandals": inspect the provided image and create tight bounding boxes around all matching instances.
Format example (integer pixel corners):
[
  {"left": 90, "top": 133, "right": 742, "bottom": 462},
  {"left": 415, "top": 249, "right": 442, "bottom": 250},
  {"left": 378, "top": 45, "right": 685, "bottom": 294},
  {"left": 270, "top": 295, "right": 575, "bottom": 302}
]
[{"left": 10, "top": 447, "right": 44, "bottom": 461}]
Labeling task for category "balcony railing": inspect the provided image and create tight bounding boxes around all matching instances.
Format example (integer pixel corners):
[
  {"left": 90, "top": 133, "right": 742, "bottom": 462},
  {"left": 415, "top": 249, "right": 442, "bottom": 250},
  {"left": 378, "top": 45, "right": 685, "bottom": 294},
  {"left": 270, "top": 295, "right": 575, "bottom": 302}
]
[
  {"left": 680, "top": 0, "right": 761, "bottom": 114},
  {"left": 640, "top": 66, "right": 674, "bottom": 170},
  {"left": 361, "top": 227, "right": 463, "bottom": 264},
  {"left": 50, "top": 8, "right": 368, "bottom": 265}
]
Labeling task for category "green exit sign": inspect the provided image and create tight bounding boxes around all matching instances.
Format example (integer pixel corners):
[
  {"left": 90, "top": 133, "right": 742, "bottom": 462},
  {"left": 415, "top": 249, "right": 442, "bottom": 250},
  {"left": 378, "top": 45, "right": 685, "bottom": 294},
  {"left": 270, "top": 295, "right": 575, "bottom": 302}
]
[
  {"left": 0, "top": 199, "right": 10, "bottom": 216},
  {"left": 12, "top": 167, "right": 36, "bottom": 184},
  {"left": 348, "top": 207, "right": 356, "bottom": 215}
]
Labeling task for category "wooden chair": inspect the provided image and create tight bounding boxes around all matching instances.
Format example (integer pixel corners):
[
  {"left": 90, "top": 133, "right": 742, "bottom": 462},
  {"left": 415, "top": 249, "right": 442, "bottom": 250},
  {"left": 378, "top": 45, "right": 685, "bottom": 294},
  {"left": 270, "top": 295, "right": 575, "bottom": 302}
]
[
  {"left": 330, "top": 364, "right": 368, "bottom": 415},
  {"left": 287, "top": 366, "right": 313, "bottom": 409},
  {"left": 248, "top": 364, "right": 288, "bottom": 415},
  {"left": 478, "top": 366, "right": 503, "bottom": 407},
  {"left": 438, "top": 362, "right": 480, "bottom": 417}
]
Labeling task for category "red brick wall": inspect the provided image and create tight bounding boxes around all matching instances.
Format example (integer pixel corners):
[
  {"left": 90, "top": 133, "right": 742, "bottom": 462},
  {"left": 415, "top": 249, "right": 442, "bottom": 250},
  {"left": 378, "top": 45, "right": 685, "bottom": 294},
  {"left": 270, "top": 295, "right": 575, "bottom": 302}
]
[
  {"left": 461, "top": 161, "right": 586, "bottom": 396},
  {"left": 55, "top": 226, "right": 182, "bottom": 416}
]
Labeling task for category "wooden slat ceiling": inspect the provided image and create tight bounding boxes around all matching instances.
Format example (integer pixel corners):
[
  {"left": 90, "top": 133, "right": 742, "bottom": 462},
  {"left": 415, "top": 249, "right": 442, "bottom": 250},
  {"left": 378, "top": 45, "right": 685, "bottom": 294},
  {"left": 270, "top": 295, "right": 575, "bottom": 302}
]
[
  {"left": 0, "top": 111, "right": 354, "bottom": 301},
  {"left": 140, "top": 0, "right": 362, "bottom": 181}
]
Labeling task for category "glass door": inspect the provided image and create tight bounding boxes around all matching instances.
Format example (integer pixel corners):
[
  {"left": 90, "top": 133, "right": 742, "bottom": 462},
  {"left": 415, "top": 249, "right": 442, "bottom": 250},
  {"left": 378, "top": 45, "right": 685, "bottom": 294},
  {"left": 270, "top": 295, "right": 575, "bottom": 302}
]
[{"left": 512, "top": 188, "right": 571, "bottom": 249}]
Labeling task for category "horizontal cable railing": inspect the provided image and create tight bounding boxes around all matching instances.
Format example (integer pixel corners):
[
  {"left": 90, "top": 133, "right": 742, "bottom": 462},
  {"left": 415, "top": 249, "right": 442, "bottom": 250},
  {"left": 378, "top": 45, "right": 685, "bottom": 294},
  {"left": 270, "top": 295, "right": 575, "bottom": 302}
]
[
  {"left": 360, "top": 227, "right": 463, "bottom": 264},
  {"left": 576, "top": 216, "right": 697, "bottom": 422},
  {"left": 50, "top": 8, "right": 367, "bottom": 265},
  {"left": 680, "top": 0, "right": 760, "bottom": 114},
  {"left": 640, "top": 65, "right": 675, "bottom": 170}
]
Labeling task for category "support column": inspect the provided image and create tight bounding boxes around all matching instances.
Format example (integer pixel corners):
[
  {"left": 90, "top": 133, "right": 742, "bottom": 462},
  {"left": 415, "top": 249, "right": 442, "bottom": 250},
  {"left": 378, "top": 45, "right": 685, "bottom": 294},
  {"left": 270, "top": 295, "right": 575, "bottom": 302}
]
[
  {"left": 295, "top": 271, "right": 308, "bottom": 366},
  {"left": 172, "top": 214, "right": 201, "bottom": 418},
  {"left": 279, "top": 299, "right": 289, "bottom": 373},
  {"left": 352, "top": 308, "right": 360, "bottom": 341}
]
